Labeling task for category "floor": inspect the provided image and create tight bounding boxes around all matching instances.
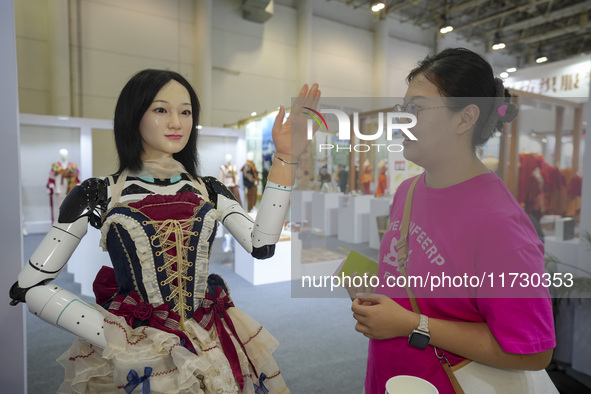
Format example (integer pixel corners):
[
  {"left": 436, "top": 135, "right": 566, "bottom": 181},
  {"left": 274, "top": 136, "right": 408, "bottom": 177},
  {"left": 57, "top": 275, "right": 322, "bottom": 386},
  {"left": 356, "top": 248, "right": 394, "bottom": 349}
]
[{"left": 23, "top": 230, "right": 591, "bottom": 393}]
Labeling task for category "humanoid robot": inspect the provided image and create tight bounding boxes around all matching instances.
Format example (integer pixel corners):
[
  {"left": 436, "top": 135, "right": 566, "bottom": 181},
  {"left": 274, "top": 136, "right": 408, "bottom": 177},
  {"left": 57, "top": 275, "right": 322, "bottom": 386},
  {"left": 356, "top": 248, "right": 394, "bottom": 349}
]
[{"left": 10, "top": 69, "right": 320, "bottom": 392}]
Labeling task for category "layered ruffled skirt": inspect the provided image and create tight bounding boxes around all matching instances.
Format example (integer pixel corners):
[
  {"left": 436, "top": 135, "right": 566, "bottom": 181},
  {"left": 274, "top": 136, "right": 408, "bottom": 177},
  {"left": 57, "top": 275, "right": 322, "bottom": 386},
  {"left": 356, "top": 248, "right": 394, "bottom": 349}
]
[{"left": 57, "top": 303, "right": 288, "bottom": 393}]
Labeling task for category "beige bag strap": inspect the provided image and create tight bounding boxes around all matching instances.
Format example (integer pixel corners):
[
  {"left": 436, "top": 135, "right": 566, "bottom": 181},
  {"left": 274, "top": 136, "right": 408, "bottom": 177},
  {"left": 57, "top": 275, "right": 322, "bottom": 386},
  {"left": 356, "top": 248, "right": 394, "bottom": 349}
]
[
  {"left": 397, "top": 175, "right": 421, "bottom": 314},
  {"left": 398, "top": 173, "right": 466, "bottom": 394}
]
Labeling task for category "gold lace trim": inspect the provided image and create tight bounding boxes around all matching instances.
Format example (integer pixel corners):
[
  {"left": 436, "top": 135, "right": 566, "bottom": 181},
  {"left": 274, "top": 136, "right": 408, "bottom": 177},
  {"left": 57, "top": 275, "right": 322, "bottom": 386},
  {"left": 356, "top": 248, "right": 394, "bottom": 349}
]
[{"left": 146, "top": 217, "right": 199, "bottom": 329}]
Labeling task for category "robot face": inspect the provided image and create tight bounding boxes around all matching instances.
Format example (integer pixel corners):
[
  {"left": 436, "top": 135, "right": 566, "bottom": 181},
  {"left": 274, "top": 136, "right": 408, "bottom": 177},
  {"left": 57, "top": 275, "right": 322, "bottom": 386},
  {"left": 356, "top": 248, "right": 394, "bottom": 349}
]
[{"left": 139, "top": 80, "right": 193, "bottom": 160}]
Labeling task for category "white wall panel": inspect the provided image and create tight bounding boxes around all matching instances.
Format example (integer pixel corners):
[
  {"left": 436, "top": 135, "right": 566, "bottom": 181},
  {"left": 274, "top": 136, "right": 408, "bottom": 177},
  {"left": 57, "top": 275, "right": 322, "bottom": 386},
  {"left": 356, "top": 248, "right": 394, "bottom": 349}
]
[
  {"left": 312, "top": 16, "right": 373, "bottom": 61},
  {"left": 212, "top": 0, "right": 265, "bottom": 38},
  {"left": 80, "top": 1, "right": 180, "bottom": 62},
  {"left": 213, "top": 29, "right": 296, "bottom": 78},
  {"left": 15, "top": 37, "right": 49, "bottom": 91},
  {"left": 211, "top": 69, "right": 297, "bottom": 126},
  {"left": 311, "top": 51, "right": 372, "bottom": 97},
  {"left": 14, "top": 0, "right": 48, "bottom": 39},
  {"left": 0, "top": 0, "right": 26, "bottom": 389},
  {"left": 89, "top": 0, "right": 183, "bottom": 21},
  {"left": 387, "top": 38, "right": 430, "bottom": 97}
]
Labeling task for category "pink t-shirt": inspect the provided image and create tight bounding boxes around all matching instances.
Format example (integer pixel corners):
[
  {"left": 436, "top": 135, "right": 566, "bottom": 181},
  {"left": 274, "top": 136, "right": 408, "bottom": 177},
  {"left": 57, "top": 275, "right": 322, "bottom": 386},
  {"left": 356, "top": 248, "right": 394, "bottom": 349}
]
[{"left": 365, "top": 172, "right": 556, "bottom": 394}]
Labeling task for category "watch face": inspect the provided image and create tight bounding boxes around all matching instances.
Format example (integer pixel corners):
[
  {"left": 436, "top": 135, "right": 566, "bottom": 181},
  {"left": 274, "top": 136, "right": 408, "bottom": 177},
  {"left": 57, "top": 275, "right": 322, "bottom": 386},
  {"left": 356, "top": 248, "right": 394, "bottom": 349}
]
[{"left": 409, "top": 331, "right": 430, "bottom": 349}]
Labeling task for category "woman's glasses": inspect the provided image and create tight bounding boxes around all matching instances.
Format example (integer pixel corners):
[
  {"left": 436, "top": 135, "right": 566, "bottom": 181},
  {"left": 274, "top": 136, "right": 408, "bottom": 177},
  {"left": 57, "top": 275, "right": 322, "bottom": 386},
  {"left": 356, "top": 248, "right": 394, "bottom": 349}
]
[{"left": 393, "top": 102, "right": 449, "bottom": 123}]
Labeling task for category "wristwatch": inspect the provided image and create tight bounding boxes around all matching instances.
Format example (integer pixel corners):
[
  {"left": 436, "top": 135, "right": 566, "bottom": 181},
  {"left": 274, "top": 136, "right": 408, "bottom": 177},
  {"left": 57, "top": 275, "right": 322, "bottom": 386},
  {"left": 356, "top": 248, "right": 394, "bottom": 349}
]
[{"left": 408, "top": 314, "right": 430, "bottom": 349}]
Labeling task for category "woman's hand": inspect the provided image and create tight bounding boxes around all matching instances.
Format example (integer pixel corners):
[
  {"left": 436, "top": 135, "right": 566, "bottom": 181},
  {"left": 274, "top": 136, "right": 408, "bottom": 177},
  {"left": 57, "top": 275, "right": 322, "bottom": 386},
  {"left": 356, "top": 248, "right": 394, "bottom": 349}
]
[
  {"left": 272, "top": 83, "right": 321, "bottom": 162},
  {"left": 352, "top": 296, "right": 418, "bottom": 340},
  {"left": 344, "top": 271, "right": 376, "bottom": 301}
]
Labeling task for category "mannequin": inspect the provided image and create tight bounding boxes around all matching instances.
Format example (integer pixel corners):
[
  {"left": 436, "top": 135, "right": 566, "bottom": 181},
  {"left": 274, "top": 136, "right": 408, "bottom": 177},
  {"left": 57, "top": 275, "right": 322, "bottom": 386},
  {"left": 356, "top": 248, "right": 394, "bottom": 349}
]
[
  {"left": 360, "top": 159, "right": 374, "bottom": 195},
  {"left": 241, "top": 151, "right": 259, "bottom": 212},
  {"left": 374, "top": 159, "right": 387, "bottom": 197},
  {"left": 46, "top": 148, "right": 79, "bottom": 222},
  {"left": 219, "top": 154, "right": 242, "bottom": 206}
]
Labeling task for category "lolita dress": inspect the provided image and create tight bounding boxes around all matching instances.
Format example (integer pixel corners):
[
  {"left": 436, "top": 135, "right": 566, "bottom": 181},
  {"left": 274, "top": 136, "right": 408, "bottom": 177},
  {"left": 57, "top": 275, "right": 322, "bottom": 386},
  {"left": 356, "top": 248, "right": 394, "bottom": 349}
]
[{"left": 57, "top": 161, "right": 288, "bottom": 394}]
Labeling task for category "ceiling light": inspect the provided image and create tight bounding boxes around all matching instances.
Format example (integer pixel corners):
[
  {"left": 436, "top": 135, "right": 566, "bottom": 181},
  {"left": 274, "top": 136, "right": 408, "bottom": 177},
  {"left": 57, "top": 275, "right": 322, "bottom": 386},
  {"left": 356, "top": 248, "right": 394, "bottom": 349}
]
[
  {"left": 251, "top": 111, "right": 257, "bottom": 116},
  {"left": 439, "top": 14, "right": 453, "bottom": 34},
  {"left": 500, "top": 72, "right": 509, "bottom": 78},
  {"left": 197, "top": 125, "right": 203, "bottom": 130},
  {"left": 506, "top": 67, "right": 517, "bottom": 73},
  {"left": 371, "top": 1, "right": 386, "bottom": 12},
  {"left": 536, "top": 56, "right": 548, "bottom": 64},
  {"left": 535, "top": 47, "right": 548, "bottom": 64},
  {"left": 440, "top": 25, "right": 453, "bottom": 34},
  {"left": 492, "top": 33, "right": 505, "bottom": 50}
]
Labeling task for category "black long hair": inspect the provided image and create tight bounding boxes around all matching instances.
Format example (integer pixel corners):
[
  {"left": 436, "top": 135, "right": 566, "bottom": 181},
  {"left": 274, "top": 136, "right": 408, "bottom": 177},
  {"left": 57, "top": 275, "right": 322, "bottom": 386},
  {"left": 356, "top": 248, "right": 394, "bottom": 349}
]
[
  {"left": 407, "top": 48, "right": 515, "bottom": 148},
  {"left": 113, "top": 69, "right": 200, "bottom": 178}
]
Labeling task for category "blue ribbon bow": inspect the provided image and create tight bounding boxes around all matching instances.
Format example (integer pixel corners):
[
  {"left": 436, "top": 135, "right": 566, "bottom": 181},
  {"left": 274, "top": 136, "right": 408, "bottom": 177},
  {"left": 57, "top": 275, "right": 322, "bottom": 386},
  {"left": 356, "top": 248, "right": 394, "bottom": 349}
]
[
  {"left": 254, "top": 373, "right": 269, "bottom": 394},
  {"left": 124, "top": 367, "right": 152, "bottom": 394}
]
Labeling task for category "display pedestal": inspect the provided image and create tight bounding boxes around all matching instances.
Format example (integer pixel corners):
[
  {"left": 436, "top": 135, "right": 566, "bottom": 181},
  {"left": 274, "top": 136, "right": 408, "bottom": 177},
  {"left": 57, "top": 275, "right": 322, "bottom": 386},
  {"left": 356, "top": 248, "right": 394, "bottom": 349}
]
[
  {"left": 290, "top": 233, "right": 342, "bottom": 280},
  {"left": 338, "top": 195, "right": 372, "bottom": 244},
  {"left": 545, "top": 236, "right": 580, "bottom": 268},
  {"left": 310, "top": 192, "right": 341, "bottom": 236},
  {"left": 291, "top": 190, "right": 314, "bottom": 226},
  {"left": 369, "top": 198, "right": 391, "bottom": 249},
  {"left": 234, "top": 236, "right": 292, "bottom": 285},
  {"left": 67, "top": 226, "right": 112, "bottom": 297}
]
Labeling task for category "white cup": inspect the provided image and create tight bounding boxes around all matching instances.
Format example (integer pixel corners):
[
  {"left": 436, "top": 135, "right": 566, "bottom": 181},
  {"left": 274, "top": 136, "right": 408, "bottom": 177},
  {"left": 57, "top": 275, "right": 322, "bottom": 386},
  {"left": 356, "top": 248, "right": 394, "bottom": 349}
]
[{"left": 385, "top": 375, "right": 438, "bottom": 394}]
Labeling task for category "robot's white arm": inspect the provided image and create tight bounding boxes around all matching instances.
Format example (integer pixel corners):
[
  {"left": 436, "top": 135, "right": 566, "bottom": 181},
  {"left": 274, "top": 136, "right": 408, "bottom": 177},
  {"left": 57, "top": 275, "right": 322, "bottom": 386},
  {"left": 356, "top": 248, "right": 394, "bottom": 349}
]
[
  {"left": 9, "top": 179, "right": 108, "bottom": 348},
  {"left": 204, "top": 177, "right": 290, "bottom": 259}
]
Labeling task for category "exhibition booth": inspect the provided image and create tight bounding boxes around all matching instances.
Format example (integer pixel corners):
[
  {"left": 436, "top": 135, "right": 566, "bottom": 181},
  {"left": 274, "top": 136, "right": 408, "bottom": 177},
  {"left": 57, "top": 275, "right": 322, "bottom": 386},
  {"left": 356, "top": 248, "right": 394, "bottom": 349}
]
[{"left": 18, "top": 51, "right": 591, "bottom": 382}]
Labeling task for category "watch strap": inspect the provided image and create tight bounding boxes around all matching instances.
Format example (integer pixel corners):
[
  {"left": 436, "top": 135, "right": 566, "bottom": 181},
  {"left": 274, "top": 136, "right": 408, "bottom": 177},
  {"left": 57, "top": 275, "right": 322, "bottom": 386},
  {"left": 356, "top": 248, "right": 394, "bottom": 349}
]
[{"left": 417, "top": 314, "right": 429, "bottom": 333}]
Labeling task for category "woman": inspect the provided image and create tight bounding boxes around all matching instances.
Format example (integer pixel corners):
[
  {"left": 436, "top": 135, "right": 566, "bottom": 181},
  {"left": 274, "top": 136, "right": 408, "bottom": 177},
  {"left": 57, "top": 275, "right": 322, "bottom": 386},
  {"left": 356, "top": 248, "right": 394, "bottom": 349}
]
[
  {"left": 351, "top": 48, "right": 556, "bottom": 393},
  {"left": 11, "top": 69, "right": 320, "bottom": 393}
]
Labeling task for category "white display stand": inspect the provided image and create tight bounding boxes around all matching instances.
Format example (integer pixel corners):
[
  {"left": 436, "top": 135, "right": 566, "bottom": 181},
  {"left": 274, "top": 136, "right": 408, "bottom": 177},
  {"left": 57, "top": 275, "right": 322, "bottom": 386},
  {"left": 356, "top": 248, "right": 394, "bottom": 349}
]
[
  {"left": 338, "top": 195, "right": 372, "bottom": 244},
  {"left": 234, "top": 235, "right": 293, "bottom": 285},
  {"left": 310, "top": 192, "right": 341, "bottom": 236},
  {"left": 369, "top": 198, "right": 392, "bottom": 249},
  {"left": 291, "top": 190, "right": 314, "bottom": 226},
  {"left": 544, "top": 236, "right": 580, "bottom": 269},
  {"left": 290, "top": 233, "right": 342, "bottom": 280}
]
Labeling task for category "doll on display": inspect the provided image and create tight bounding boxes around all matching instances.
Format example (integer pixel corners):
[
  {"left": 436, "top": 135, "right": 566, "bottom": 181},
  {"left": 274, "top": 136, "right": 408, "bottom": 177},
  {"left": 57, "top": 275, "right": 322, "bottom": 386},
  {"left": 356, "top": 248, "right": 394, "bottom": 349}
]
[
  {"left": 220, "top": 154, "right": 242, "bottom": 207},
  {"left": 10, "top": 69, "right": 321, "bottom": 393},
  {"left": 241, "top": 152, "right": 259, "bottom": 212},
  {"left": 359, "top": 159, "right": 374, "bottom": 195},
  {"left": 47, "top": 148, "right": 80, "bottom": 222},
  {"left": 374, "top": 159, "right": 387, "bottom": 197}
]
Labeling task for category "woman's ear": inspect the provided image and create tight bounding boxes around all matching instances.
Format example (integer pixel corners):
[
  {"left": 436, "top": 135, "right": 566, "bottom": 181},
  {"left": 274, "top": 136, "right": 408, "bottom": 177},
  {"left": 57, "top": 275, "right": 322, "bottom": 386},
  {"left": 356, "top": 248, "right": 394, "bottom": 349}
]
[{"left": 456, "top": 104, "right": 480, "bottom": 136}]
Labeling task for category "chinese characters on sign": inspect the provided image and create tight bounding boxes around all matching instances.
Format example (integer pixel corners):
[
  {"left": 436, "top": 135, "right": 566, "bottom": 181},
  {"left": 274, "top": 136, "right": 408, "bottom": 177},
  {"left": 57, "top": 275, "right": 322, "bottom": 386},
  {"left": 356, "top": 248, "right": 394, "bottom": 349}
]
[{"left": 508, "top": 71, "right": 589, "bottom": 94}]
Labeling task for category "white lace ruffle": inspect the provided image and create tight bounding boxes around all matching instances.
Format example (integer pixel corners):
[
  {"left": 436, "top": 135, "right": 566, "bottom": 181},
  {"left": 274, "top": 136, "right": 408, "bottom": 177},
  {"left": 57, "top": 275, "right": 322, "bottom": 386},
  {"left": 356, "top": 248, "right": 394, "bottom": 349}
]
[{"left": 57, "top": 305, "right": 289, "bottom": 394}]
